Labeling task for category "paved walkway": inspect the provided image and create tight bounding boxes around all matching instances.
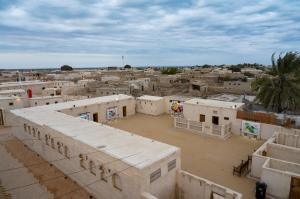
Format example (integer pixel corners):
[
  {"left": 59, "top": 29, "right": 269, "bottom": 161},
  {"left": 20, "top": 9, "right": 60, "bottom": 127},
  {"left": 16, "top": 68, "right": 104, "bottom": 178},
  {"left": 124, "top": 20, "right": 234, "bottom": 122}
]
[
  {"left": 0, "top": 127, "right": 92, "bottom": 199},
  {"left": 0, "top": 128, "right": 53, "bottom": 199}
]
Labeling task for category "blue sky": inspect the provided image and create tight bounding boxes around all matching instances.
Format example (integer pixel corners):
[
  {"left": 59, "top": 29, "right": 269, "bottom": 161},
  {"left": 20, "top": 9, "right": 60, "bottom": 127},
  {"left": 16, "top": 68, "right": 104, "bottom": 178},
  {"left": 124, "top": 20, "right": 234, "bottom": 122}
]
[{"left": 0, "top": 0, "right": 299, "bottom": 68}]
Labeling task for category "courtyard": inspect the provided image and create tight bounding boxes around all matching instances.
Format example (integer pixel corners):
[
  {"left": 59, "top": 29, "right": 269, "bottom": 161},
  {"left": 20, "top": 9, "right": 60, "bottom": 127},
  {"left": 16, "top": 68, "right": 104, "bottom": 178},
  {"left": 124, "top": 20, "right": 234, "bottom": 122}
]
[{"left": 109, "top": 113, "right": 264, "bottom": 199}]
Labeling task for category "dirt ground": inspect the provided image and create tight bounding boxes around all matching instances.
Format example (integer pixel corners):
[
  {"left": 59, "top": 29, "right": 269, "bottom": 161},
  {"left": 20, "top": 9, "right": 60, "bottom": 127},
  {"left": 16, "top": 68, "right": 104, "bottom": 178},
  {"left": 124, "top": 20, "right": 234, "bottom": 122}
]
[{"left": 109, "top": 113, "right": 264, "bottom": 199}]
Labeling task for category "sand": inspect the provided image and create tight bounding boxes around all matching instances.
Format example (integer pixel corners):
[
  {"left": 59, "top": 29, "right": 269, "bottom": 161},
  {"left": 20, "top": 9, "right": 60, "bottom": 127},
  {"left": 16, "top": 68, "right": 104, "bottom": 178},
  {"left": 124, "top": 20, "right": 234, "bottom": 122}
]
[{"left": 109, "top": 113, "right": 264, "bottom": 199}]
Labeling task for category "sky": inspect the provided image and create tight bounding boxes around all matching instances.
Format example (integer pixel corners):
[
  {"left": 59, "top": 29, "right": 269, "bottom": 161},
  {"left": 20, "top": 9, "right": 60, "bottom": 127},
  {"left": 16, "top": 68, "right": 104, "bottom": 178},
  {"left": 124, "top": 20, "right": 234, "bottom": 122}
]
[{"left": 0, "top": 0, "right": 299, "bottom": 68}]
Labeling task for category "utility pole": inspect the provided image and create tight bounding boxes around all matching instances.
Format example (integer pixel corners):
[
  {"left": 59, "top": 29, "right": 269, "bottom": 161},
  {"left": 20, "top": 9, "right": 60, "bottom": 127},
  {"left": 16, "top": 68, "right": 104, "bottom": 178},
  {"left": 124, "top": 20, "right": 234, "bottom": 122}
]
[{"left": 122, "top": 56, "right": 125, "bottom": 67}]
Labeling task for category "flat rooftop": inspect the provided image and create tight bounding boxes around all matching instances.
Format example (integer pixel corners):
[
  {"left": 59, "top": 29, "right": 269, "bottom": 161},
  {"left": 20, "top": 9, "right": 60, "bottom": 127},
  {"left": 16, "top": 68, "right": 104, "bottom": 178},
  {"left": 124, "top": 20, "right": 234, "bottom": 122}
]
[
  {"left": 0, "top": 81, "right": 52, "bottom": 88},
  {"left": 11, "top": 95, "right": 179, "bottom": 170},
  {"left": 184, "top": 98, "right": 244, "bottom": 109},
  {"left": 0, "top": 89, "right": 25, "bottom": 95},
  {"left": 137, "top": 95, "right": 163, "bottom": 101}
]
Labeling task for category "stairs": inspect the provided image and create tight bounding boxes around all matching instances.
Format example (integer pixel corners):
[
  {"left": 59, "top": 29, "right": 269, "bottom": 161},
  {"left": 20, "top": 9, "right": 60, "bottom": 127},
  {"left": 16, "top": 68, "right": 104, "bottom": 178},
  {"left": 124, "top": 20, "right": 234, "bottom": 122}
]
[
  {"left": 0, "top": 181, "right": 11, "bottom": 199},
  {"left": 0, "top": 134, "right": 53, "bottom": 199}
]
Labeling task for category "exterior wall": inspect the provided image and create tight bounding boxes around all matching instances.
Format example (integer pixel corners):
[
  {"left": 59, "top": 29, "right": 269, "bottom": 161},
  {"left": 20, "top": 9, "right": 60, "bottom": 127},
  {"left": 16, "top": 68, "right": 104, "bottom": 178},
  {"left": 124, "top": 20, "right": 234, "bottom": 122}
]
[
  {"left": 59, "top": 98, "right": 135, "bottom": 122},
  {"left": 29, "top": 96, "right": 64, "bottom": 107},
  {"left": 176, "top": 170, "right": 242, "bottom": 199},
  {"left": 0, "top": 82, "right": 55, "bottom": 95},
  {"left": 10, "top": 116, "right": 144, "bottom": 199},
  {"left": 0, "top": 97, "right": 27, "bottom": 110},
  {"left": 183, "top": 103, "right": 239, "bottom": 134},
  {"left": 42, "top": 88, "right": 61, "bottom": 96},
  {"left": 235, "top": 119, "right": 281, "bottom": 140},
  {"left": 136, "top": 99, "right": 165, "bottom": 116},
  {"left": 96, "top": 88, "right": 130, "bottom": 96},
  {"left": 141, "top": 151, "right": 180, "bottom": 199},
  {"left": 261, "top": 159, "right": 300, "bottom": 199}
]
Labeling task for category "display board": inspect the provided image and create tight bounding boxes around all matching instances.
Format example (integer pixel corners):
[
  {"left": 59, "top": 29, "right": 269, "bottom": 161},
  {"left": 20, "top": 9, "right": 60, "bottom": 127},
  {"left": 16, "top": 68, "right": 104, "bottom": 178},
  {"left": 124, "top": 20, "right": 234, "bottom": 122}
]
[
  {"left": 242, "top": 120, "right": 260, "bottom": 135},
  {"left": 79, "top": 112, "right": 92, "bottom": 121},
  {"left": 106, "top": 107, "right": 118, "bottom": 120},
  {"left": 170, "top": 101, "right": 183, "bottom": 114}
]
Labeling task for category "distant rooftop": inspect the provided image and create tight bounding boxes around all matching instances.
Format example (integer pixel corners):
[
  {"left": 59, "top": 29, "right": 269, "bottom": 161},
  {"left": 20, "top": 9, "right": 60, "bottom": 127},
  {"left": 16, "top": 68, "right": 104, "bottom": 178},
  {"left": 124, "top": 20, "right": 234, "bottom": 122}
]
[
  {"left": 184, "top": 98, "right": 244, "bottom": 109},
  {"left": 137, "top": 95, "right": 164, "bottom": 101}
]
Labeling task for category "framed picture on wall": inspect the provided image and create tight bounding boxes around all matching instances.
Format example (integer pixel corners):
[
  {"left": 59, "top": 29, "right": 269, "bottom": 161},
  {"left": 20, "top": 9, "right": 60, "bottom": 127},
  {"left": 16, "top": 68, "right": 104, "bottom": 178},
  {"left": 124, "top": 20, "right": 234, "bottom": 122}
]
[
  {"left": 106, "top": 107, "right": 118, "bottom": 120},
  {"left": 242, "top": 120, "right": 260, "bottom": 136}
]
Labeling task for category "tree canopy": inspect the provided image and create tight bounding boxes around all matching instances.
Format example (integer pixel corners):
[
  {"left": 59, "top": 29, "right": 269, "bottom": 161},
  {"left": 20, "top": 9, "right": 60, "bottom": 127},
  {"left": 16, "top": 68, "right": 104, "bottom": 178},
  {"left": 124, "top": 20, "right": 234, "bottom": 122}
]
[
  {"left": 60, "top": 65, "right": 73, "bottom": 71},
  {"left": 124, "top": 64, "right": 132, "bottom": 69},
  {"left": 252, "top": 52, "right": 300, "bottom": 113},
  {"left": 161, "top": 67, "right": 179, "bottom": 75}
]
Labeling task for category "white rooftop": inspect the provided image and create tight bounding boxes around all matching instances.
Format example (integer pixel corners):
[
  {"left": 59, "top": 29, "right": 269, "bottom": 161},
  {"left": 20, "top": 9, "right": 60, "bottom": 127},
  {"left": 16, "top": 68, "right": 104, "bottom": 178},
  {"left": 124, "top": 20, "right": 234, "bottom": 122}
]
[
  {"left": 137, "top": 95, "right": 163, "bottom": 101},
  {"left": 184, "top": 98, "right": 244, "bottom": 109},
  {"left": 0, "top": 81, "right": 52, "bottom": 88},
  {"left": 11, "top": 94, "right": 178, "bottom": 169},
  {"left": 0, "top": 89, "right": 25, "bottom": 95}
]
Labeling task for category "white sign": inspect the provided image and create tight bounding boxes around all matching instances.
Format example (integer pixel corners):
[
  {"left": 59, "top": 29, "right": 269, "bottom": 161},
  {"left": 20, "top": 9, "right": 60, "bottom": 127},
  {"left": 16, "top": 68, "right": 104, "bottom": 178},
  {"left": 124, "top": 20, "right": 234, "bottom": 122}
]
[{"left": 242, "top": 120, "right": 260, "bottom": 135}]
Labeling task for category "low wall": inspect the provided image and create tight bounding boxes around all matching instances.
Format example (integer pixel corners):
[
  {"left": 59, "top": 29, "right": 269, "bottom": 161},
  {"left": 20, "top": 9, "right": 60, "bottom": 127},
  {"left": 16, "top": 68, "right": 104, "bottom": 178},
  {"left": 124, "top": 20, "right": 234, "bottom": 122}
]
[
  {"left": 176, "top": 170, "right": 242, "bottom": 199},
  {"left": 261, "top": 159, "right": 300, "bottom": 199}
]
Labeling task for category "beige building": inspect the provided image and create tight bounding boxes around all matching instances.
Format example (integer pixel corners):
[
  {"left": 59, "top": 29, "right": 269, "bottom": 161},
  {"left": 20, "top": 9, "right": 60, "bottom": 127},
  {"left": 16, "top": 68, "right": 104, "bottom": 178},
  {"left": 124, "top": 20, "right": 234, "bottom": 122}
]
[
  {"left": 251, "top": 129, "right": 300, "bottom": 198},
  {"left": 136, "top": 95, "right": 165, "bottom": 116},
  {"left": 175, "top": 99, "right": 244, "bottom": 139},
  {"left": 7, "top": 94, "right": 242, "bottom": 199}
]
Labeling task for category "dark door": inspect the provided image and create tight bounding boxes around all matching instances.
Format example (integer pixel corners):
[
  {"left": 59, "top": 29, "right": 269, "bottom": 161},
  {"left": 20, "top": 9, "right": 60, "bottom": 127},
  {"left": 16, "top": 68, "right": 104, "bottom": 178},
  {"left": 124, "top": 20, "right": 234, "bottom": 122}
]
[
  {"left": 212, "top": 116, "right": 219, "bottom": 125},
  {"left": 0, "top": 109, "right": 4, "bottom": 126},
  {"left": 123, "top": 106, "right": 127, "bottom": 117},
  {"left": 290, "top": 177, "right": 300, "bottom": 199},
  {"left": 93, "top": 113, "right": 98, "bottom": 122}
]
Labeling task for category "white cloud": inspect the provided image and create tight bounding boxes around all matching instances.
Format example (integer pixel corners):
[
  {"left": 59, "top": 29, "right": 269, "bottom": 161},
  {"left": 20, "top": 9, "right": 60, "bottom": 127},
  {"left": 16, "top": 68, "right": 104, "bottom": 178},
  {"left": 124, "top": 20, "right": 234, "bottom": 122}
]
[{"left": 0, "top": 0, "right": 299, "bottom": 68}]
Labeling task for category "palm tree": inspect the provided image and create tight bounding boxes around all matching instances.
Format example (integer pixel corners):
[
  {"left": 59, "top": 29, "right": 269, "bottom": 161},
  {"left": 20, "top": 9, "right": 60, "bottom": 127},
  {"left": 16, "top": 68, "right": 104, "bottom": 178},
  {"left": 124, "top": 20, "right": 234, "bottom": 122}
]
[{"left": 252, "top": 52, "right": 300, "bottom": 113}]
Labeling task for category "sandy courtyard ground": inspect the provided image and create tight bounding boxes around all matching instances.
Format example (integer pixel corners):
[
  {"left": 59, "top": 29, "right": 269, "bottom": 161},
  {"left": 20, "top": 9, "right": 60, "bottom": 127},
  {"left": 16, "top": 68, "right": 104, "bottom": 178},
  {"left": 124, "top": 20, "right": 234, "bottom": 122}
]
[{"left": 109, "top": 113, "right": 264, "bottom": 199}]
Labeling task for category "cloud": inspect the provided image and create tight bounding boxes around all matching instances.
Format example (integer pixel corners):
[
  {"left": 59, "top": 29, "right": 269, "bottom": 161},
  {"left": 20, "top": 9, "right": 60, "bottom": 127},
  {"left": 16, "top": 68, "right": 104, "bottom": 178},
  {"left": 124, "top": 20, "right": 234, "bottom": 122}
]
[{"left": 0, "top": 0, "right": 299, "bottom": 68}]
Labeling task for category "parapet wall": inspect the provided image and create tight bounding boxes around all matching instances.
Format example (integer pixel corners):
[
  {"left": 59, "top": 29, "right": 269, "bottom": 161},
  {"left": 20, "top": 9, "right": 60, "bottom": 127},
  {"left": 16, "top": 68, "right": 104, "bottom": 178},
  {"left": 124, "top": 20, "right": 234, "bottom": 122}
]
[{"left": 176, "top": 170, "right": 242, "bottom": 199}]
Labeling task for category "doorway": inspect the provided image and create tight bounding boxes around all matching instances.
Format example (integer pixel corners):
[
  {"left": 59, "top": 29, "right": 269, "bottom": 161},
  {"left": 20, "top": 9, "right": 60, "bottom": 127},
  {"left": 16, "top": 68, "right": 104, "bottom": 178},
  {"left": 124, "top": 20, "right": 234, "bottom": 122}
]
[
  {"left": 0, "top": 109, "right": 4, "bottom": 126},
  {"left": 212, "top": 116, "right": 219, "bottom": 125},
  {"left": 123, "top": 106, "right": 127, "bottom": 117},
  {"left": 93, "top": 113, "right": 98, "bottom": 122},
  {"left": 290, "top": 177, "right": 300, "bottom": 199}
]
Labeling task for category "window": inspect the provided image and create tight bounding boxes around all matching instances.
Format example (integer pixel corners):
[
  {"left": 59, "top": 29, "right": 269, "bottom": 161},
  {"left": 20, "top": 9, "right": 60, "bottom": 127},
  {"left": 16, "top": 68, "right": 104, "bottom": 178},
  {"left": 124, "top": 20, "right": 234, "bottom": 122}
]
[
  {"left": 46, "top": 102, "right": 50, "bottom": 105},
  {"left": 45, "top": 135, "right": 49, "bottom": 145},
  {"left": 89, "top": 160, "right": 96, "bottom": 175},
  {"left": 37, "top": 131, "right": 41, "bottom": 140},
  {"left": 79, "top": 154, "right": 86, "bottom": 169},
  {"left": 150, "top": 168, "right": 161, "bottom": 183},
  {"left": 35, "top": 102, "right": 37, "bottom": 106},
  {"left": 224, "top": 117, "right": 229, "bottom": 120},
  {"left": 51, "top": 138, "right": 55, "bottom": 149},
  {"left": 100, "top": 166, "right": 107, "bottom": 182},
  {"left": 213, "top": 110, "right": 218, "bottom": 114},
  {"left": 28, "top": 126, "right": 31, "bottom": 135},
  {"left": 64, "top": 146, "right": 70, "bottom": 158},
  {"left": 57, "top": 142, "right": 62, "bottom": 154},
  {"left": 9, "top": 102, "right": 14, "bottom": 106},
  {"left": 112, "top": 174, "right": 122, "bottom": 191},
  {"left": 24, "top": 124, "right": 27, "bottom": 132},
  {"left": 200, "top": 114, "right": 205, "bottom": 122},
  {"left": 168, "top": 159, "right": 176, "bottom": 171},
  {"left": 32, "top": 128, "right": 36, "bottom": 137},
  {"left": 55, "top": 101, "right": 58, "bottom": 104}
]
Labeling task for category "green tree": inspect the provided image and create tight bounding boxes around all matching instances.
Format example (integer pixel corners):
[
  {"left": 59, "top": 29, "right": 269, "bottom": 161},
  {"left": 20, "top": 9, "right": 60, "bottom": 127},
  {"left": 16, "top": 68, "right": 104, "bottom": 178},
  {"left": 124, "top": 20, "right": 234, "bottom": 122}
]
[
  {"left": 161, "top": 67, "right": 179, "bottom": 75},
  {"left": 252, "top": 52, "right": 300, "bottom": 113},
  {"left": 124, "top": 64, "right": 131, "bottom": 69}
]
